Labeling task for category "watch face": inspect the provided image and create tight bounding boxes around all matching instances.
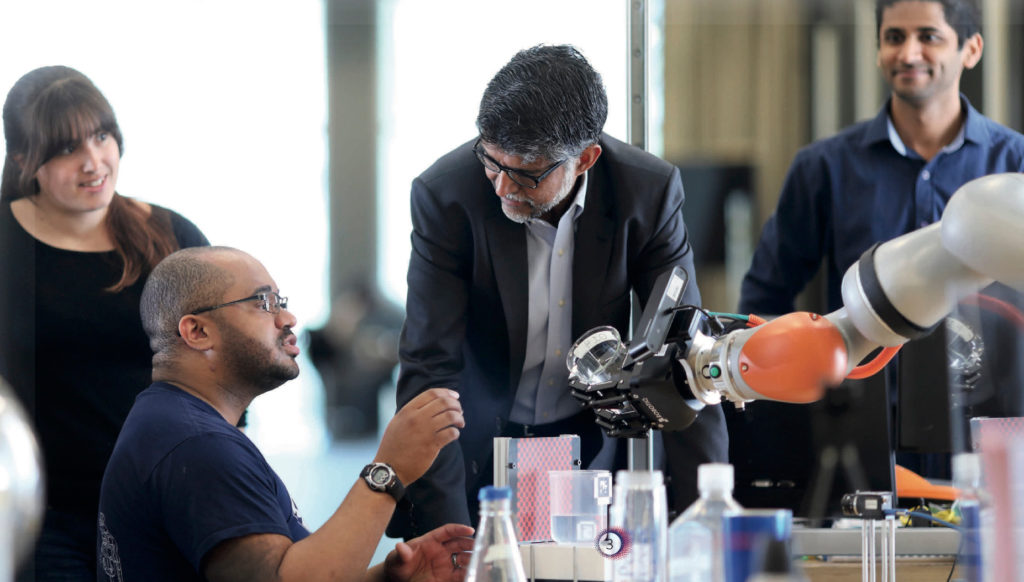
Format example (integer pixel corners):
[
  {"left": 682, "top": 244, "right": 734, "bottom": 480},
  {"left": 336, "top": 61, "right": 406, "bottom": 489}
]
[{"left": 370, "top": 466, "right": 392, "bottom": 486}]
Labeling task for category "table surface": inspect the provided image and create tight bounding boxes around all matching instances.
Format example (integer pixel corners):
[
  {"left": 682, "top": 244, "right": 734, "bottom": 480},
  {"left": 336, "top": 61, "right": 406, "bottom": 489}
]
[
  {"left": 518, "top": 526, "right": 962, "bottom": 581},
  {"left": 801, "top": 557, "right": 957, "bottom": 582}
]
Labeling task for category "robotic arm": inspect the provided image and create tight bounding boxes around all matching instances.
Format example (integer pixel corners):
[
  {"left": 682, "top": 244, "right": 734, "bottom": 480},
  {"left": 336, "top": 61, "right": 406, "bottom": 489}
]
[{"left": 567, "top": 173, "right": 1024, "bottom": 437}]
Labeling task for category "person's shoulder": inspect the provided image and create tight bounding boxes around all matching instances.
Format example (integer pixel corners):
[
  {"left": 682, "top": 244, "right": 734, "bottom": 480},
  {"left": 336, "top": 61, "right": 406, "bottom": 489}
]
[
  {"left": 112, "top": 384, "right": 218, "bottom": 473},
  {"left": 412, "top": 139, "right": 495, "bottom": 218},
  {"left": 0, "top": 199, "right": 26, "bottom": 244},
  {"left": 973, "top": 112, "right": 1024, "bottom": 149},
  {"left": 148, "top": 203, "right": 210, "bottom": 248},
  {"left": 418, "top": 138, "right": 480, "bottom": 185},
  {"left": 596, "top": 133, "right": 676, "bottom": 178},
  {"left": 116, "top": 383, "right": 257, "bottom": 472},
  {"left": 122, "top": 383, "right": 239, "bottom": 445},
  {"left": 798, "top": 116, "right": 877, "bottom": 159}
]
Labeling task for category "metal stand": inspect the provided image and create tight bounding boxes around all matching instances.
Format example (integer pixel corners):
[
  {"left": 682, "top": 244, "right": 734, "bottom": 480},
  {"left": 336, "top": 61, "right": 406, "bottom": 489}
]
[
  {"left": 857, "top": 495, "right": 896, "bottom": 582},
  {"left": 627, "top": 0, "right": 647, "bottom": 150},
  {"left": 626, "top": 0, "right": 653, "bottom": 476}
]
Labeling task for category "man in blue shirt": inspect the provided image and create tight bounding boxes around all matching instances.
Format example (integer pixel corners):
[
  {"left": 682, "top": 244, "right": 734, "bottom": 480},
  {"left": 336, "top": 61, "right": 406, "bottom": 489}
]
[
  {"left": 736, "top": 0, "right": 1024, "bottom": 495},
  {"left": 741, "top": 0, "right": 1024, "bottom": 315},
  {"left": 98, "top": 246, "right": 471, "bottom": 582}
]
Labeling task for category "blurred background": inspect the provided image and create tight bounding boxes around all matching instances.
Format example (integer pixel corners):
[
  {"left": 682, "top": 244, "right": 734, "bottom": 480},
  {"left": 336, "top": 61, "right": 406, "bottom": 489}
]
[{"left": 2, "top": 0, "right": 1023, "bottom": 562}]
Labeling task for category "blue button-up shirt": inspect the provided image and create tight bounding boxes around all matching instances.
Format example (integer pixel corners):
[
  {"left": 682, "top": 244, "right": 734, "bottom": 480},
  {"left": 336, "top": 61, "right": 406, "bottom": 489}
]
[{"left": 740, "top": 96, "right": 1024, "bottom": 315}]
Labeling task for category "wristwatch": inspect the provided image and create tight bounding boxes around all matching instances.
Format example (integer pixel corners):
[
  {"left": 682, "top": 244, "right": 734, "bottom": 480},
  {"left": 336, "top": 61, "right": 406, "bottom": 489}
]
[{"left": 360, "top": 462, "right": 406, "bottom": 503}]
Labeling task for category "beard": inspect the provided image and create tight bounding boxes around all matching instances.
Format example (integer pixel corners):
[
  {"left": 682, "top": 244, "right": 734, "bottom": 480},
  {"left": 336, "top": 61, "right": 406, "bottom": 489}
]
[
  {"left": 500, "top": 189, "right": 570, "bottom": 224},
  {"left": 500, "top": 162, "right": 578, "bottom": 224},
  {"left": 218, "top": 319, "right": 300, "bottom": 394}
]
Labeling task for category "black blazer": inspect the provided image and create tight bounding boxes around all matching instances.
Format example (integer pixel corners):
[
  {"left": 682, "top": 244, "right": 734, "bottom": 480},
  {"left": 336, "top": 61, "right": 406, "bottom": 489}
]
[{"left": 389, "top": 133, "right": 727, "bottom": 537}]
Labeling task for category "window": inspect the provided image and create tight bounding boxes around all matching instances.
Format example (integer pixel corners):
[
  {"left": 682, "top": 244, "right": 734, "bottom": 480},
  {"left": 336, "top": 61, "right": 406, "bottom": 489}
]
[
  {"left": 376, "top": 0, "right": 631, "bottom": 304},
  {"left": 0, "top": 0, "right": 329, "bottom": 451}
]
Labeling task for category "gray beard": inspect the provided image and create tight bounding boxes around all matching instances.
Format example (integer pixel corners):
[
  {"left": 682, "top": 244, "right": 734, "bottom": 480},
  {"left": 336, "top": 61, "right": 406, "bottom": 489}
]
[{"left": 501, "top": 186, "right": 571, "bottom": 224}]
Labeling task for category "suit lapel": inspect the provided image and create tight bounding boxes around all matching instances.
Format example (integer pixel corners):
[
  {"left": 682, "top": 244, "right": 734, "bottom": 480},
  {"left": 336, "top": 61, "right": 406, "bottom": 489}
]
[
  {"left": 487, "top": 212, "right": 528, "bottom": 392},
  {"left": 572, "top": 173, "right": 615, "bottom": 338}
]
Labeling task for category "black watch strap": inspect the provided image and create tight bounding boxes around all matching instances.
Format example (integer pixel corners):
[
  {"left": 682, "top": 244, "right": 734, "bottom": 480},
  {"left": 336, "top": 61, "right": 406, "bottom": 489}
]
[{"left": 360, "top": 462, "right": 406, "bottom": 503}]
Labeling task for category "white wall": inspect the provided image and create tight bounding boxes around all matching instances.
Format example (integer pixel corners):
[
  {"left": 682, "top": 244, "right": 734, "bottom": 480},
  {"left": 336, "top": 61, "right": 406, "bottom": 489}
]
[
  {"left": 377, "top": 0, "right": 632, "bottom": 304},
  {"left": 0, "top": 0, "right": 331, "bottom": 452}
]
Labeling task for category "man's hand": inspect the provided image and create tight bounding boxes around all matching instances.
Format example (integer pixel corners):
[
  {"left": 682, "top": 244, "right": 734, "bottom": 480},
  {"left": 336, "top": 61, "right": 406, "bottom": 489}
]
[
  {"left": 375, "top": 388, "right": 464, "bottom": 484},
  {"left": 383, "top": 523, "right": 475, "bottom": 582}
]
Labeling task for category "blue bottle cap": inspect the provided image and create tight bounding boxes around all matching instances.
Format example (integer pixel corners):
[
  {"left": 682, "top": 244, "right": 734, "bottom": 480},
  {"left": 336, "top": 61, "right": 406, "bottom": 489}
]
[{"left": 478, "top": 485, "right": 512, "bottom": 501}]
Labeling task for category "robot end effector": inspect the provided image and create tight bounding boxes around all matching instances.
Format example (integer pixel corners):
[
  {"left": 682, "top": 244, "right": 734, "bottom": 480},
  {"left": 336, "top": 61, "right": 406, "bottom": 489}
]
[{"left": 567, "top": 173, "right": 1024, "bottom": 437}]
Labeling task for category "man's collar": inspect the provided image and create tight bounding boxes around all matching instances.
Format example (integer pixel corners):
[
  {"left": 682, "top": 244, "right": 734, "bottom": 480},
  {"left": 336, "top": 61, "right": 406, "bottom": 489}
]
[
  {"left": 867, "top": 94, "right": 981, "bottom": 157},
  {"left": 863, "top": 102, "right": 895, "bottom": 147},
  {"left": 884, "top": 115, "right": 967, "bottom": 159},
  {"left": 959, "top": 94, "right": 990, "bottom": 145},
  {"left": 570, "top": 169, "right": 589, "bottom": 216}
]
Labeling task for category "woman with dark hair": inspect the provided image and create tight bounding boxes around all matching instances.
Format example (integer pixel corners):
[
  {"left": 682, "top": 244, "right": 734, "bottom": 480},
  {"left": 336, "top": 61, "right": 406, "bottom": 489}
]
[{"left": 0, "top": 66, "right": 209, "bottom": 581}]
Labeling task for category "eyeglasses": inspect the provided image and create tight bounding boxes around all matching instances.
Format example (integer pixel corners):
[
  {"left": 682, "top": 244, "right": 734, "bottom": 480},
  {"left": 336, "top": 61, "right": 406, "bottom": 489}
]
[
  {"left": 473, "top": 139, "right": 568, "bottom": 189},
  {"left": 191, "top": 292, "right": 288, "bottom": 315}
]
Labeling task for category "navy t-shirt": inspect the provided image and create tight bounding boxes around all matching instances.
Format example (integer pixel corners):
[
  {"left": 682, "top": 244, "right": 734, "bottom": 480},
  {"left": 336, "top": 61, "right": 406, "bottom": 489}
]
[{"left": 97, "top": 383, "right": 308, "bottom": 581}]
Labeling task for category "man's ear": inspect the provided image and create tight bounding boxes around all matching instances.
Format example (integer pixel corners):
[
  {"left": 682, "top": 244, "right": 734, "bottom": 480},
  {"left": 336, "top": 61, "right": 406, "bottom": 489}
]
[
  {"left": 178, "top": 315, "right": 215, "bottom": 351},
  {"left": 962, "top": 33, "right": 983, "bottom": 70},
  {"left": 573, "top": 143, "right": 603, "bottom": 176}
]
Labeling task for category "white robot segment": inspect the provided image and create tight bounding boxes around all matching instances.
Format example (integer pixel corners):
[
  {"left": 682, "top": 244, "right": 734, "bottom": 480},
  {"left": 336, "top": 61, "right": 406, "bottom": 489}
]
[{"left": 835, "top": 173, "right": 1024, "bottom": 367}]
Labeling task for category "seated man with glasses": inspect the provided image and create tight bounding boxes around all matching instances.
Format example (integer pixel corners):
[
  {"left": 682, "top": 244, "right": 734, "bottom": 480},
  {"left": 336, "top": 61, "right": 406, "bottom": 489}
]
[
  {"left": 97, "top": 246, "right": 472, "bottom": 582},
  {"left": 389, "top": 44, "right": 728, "bottom": 540}
]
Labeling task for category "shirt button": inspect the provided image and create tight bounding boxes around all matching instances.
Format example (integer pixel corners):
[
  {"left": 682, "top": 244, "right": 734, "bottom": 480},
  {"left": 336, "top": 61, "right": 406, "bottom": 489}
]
[
  {"left": 921, "top": 170, "right": 931, "bottom": 181},
  {"left": 558, "top": 299, "right": 566, "bottom": 307},
  {"left": 548, "top": 379, "right": 554, "bottom": 386},
  {"left": 558, "top": 249, "right": 565, "bottom": 257},
  {"left": 555, "top": 349, "right": 562, "bottom": 357}
]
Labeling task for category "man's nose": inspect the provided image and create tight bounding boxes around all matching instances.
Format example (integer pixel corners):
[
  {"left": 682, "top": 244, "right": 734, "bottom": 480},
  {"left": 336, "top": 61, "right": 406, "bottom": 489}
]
[
  {"left": 898, "top": 38, "right": 922, "bottom": 63},
  {"left": 276, "top": 308, "right": 297, "bottom": 329},
  {"left": 493, "top": 171, "right": 519, "bottom": 198}
]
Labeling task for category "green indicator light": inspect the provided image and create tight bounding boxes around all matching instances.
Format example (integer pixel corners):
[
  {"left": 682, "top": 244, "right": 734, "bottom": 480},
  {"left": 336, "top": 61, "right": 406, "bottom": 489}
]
[{"left": 709, "top": 365, "right": 721, "bottom": 378}]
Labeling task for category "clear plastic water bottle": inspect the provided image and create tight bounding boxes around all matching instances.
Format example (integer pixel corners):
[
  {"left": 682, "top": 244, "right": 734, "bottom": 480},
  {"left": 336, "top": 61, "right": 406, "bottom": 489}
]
[
  {"left": 466, "top": 486, "right": 527, "bottom": 582},
  {"left": 668, "top": 463, "right": 743, "bottom": 582},
  {"left": 953, "top": 452, "right": 991, "bottom": 582},
  {"left": 610, "top": 470, "right": 668, "bottom": 582}
]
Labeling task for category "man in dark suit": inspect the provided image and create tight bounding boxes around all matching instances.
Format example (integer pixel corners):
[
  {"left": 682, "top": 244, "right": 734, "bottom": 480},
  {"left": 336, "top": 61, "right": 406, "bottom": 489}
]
[{"left": 388, "top": 44, "right": 727, "bottom": 538}]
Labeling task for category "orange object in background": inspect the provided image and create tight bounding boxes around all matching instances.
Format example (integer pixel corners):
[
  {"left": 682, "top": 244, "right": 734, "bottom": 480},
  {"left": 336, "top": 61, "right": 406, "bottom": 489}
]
[{"left": 895, "top": 464, "right": 959, "bottom": 501}]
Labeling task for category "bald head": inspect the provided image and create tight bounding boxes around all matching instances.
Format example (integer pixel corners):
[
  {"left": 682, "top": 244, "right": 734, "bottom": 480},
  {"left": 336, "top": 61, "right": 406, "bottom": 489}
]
[{"left": 140, "top": 246, "right": 243, "bottom": 365}]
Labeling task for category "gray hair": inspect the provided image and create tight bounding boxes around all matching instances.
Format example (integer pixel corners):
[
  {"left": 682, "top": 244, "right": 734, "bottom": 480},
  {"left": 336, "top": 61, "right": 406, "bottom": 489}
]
[{"left": 476, "top": 44, "right": 607, "bottom": 163}]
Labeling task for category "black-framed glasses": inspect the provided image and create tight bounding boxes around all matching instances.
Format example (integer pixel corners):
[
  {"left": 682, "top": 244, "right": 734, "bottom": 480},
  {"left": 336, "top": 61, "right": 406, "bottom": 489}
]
[
  {"left": 191, "top": 292, "right": 288, "bottom": 315},
  {"left": 473, "top": 139, "right": 568, "bottom": 189}
]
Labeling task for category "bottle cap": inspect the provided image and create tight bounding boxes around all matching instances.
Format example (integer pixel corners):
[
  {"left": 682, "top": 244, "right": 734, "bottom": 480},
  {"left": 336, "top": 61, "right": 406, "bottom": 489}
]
[
  {"left": 952, "top": 452, "right": 981, "bottom": 487},
  {"left": 478, "top": 485, "right": 512, "bottom": 501},
  {"left": 614, "top": 470, "right": 664, "bottom": 488},
  {"left": 698, "top": 463, "right": 734, "bottom": 493}
]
